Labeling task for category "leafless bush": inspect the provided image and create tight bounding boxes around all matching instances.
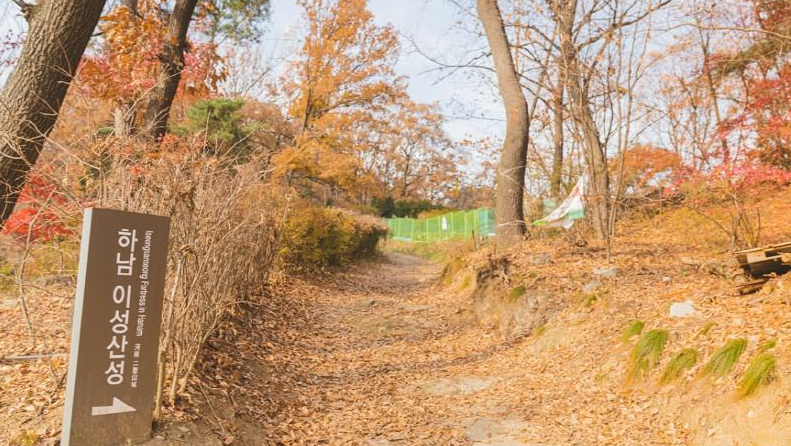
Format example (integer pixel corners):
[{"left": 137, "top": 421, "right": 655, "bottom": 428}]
[
  {"left": 91, "top": 142, "right": 279, "bottom": 417},
  {"left": 5, "top": 127, "right": 386, "bottom": 421}
]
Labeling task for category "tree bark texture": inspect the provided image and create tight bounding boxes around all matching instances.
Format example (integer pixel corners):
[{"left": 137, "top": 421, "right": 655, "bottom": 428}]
[
  {"left": 144, "top": 0, "right": 198, "bottom": 140},
  {"left": 121, "top": 0, "right": 137, "bottom": 16},
  {"left": 476, "top": 0, "right": 530, "bottom": 249},
  {"left": 555, "top": 0, "right": 610, "bottom": 239},
  {"left": 0, "top": 0, "right": 107, "bottom": 228},
  {"left": 114, "top": 101, "right": 137, "bottom": 137},
  {"left": 114, "top": 0, "right": 138, "bottom": 138},
  {"left": 550, "top": 66, "right": 564, "bottom": 199}
]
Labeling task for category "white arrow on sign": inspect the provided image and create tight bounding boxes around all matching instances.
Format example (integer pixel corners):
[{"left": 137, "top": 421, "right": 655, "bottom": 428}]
[{"left": 91, "top": 397, "right": 136, "bottom": 416}]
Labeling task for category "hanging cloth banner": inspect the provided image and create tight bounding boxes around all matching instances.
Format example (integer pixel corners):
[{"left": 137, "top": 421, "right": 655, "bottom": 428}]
[{"left": 531, "top": 176, "right": 586, "bottom": 229}]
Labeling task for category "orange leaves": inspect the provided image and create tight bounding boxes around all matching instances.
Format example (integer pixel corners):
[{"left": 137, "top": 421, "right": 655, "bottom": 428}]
[
  {"left": 275, "top": 0, "right": 407, "bottom": 199},
  {"left": 284, "top": 0, "right": 401, "bottom": 126},
  {"left": 77, "top": 0, "right": 222, "bottom": 104},
  {"left": 79, "top": 3, "right": 161, "bottom": 101},
  {"left": 619, "top": 144, "right": 681, "bottom": 191},
  {"left": 273, "top": 0, "right": 461, "bottom": 206}
]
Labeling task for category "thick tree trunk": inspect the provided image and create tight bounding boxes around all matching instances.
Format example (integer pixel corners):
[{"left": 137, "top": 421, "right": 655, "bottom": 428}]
[
  {"left": 143, "top": 0, "right": 198, "bottom": 140},
  {"left": 476, "top": 0, "right": 530, "bottom": 249},
  {"left": 555, "top": 0, "right": 610, "bottom": 239},
  {"left": 550, "top": 68, "right": 564, "bottom": 199},
  {"left": 0, "top": 0, "right": 106, "bottom": 228}
]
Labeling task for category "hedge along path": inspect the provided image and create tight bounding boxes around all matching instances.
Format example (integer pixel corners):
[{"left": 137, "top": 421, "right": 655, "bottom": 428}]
[{"left": 261, "top": 252, "right": 548, "bottom": 446}]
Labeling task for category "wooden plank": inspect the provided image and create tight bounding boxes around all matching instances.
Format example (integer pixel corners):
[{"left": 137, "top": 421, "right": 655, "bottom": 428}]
[
  {"left": 734, "top": 242, "right": 791, "bottom": 268},
  {"left": 766, "top": 245, "right": 791, "bottom": 256},
  {"left": 750, "top": 254, "right": 785, "bottom": 264},
  {"left": 746, "top": 251, "right": 768, "bottom": 264},
  {"left": 1, "top": 352, "right": 68, "bottom": 362},
  {"left": 735, "top": 241, "right": 791, "bottom": 256},
  {"left": 736, "top": 278, "right": 769, "bottom": 294},
  {"left": 734, "top": 246, "right": 766, "bottom": 254},
  {"left": 733, "top": 241, "right": 791, "bottom": 291},
  {"left": 737, "top": 254, "right": 790, "bottom": 276}
]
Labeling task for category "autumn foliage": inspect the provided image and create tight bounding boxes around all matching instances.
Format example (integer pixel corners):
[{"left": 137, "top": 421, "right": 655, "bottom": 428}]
[
  {"left": 5, "top": 0, "right": 791, "bottom": 443},
  {"left": 77, "top": 1, "right": 223, "bottom": 120},
  {"left": 1, "top": 174, "right": 74, "bottom": 242},
  {"left": 273, "top": 0, "right": 463, "bottom": 207},
  {"left": 618, "top": 145, "right": 681, "bottom": 192}
]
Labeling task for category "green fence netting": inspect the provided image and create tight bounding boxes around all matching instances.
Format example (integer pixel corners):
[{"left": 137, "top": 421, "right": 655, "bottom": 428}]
[{"left": 385, "top": 208, "right": 495, "bottom": 242}]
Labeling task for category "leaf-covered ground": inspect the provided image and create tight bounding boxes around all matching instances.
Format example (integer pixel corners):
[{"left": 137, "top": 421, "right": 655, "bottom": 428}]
[
  {"left": 4, "top": 190, "right": 791, "bottom": 445},
  {"left": 201, "top": 231, "right": 791, "bottom": 445}
]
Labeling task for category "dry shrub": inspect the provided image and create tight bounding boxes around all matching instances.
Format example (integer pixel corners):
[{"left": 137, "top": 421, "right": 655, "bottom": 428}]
[
  {"left": 8, "top": 132, "right": 388, "bottom": 418},
  {"left": 93, "top": 140, "right": 279, "bottom": 414},
  {"left": 278, "top": 206, "right": 387, "bottom": 270}
]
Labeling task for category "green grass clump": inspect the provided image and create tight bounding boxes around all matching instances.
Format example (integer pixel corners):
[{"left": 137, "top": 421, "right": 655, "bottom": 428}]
[
  {"left": 458, "top": 273, "right": 473, "bottom": 290},
  {"left": 509, "top": 284, "right": 526, "bottom": 301},
  {"left": 628, "top": 329, "right": 669, "bottom": 381},
  {"left": 737, "top": 353, "right": 777, "bottom": 397},
  {"left": 660, "top": 348, "right": 698, "bottom": 384},
  {"left": 0, "top": 263, "right": 14, "bottom": 276},
  {"left": 703, "top": 339, "right": 748, "bottom": 378},
  {"left": 441, "top": 257, "right": 465, "bottom": 285},
  {"left": 697, "top": 322, "right": 716, "bottom": 338},
  {"left": 759, "top": 340, "right": 777, "bottom": 352},
  {"left": 581, "top": 293, "right": 598, "bottom": 307},
  {"left": 622, "top": 320, "right": 645, "bottom": 342},
  {"left": 578, "top": 288, "right": 607, "bottom": 308},
  {"left": 11, "top": 431, "right": 38, "bottom": 446}
]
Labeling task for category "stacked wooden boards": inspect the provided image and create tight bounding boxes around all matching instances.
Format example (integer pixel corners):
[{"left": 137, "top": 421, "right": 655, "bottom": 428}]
[{"left": 734, "top": 242, "right": 791, "bottom": 293}]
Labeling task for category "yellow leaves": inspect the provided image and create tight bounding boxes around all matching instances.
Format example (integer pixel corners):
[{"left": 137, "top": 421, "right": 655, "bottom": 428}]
[
  {"left": 275, "top": 0, "right": 416, "bottom": 199},
  {"left": 274, "top": 0, "right": 461, "bottom": 204},
  {"left": 285, "top": 0, "right": 401, "bottom": 124},
  {"left": 273, "top": 136, "right": 363, "bottom": 190}
]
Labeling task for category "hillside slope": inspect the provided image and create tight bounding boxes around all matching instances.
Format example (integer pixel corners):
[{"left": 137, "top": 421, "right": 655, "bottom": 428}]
[{"left": 2, "top": 189, "right": 790, "bottom": 445}]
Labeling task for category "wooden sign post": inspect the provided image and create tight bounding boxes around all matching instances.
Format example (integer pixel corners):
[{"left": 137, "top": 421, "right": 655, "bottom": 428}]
[{"left": 62, "top": 208, "right": 170, "bottom": 446}]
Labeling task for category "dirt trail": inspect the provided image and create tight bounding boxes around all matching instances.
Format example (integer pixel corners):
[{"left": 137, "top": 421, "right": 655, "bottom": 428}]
[{"left": 267, "top": 252, "right": 546, "bottom": 446}]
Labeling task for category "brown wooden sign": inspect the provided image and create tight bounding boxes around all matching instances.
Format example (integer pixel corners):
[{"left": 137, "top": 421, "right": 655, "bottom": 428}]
[{"left": 62, "top": 208, "right": 170, "bottom": 446}]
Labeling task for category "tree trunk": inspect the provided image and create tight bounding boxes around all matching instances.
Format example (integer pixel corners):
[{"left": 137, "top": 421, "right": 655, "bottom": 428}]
[
  {"left": 121, "top": 0, "right": 137, "bottom": 15},
  {"left": 555, "top": 0, "right": 610, "bottom": 239},
  {"left": 702, "top": 50, "right": 730, "bottom": 166},
  {"left": 0, "top": 0, "right": 106, "bottom": 228},
  {"left": 476, "top": 0, "right": 530, "bottom": 249},
  {"left": 143, "top": 0, "right": 198, "bottom": 140},
  {"left": 114, "top": 101, "right": 137, "bottom": 137},
  {"left": 114, "top": 0, "right": 138, "bottom": 138},
  {"left": 550, "top": 67, "right": 564, "bottom": 199}
]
